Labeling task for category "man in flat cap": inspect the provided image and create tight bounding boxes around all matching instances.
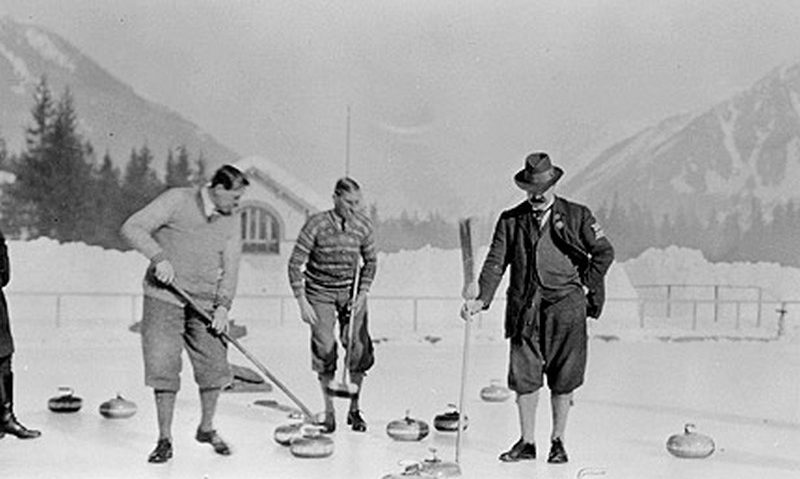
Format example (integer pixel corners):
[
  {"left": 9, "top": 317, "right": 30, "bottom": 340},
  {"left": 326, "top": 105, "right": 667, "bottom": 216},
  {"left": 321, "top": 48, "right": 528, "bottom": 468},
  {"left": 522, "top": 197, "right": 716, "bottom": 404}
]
[{"left": 461, "top": 152, "right": 614, "bottom": 464}]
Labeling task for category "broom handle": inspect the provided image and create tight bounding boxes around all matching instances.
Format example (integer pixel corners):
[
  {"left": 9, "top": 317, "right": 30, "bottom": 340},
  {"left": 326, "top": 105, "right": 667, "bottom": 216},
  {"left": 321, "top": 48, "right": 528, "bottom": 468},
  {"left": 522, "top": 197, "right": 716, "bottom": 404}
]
[
  {"left": 455, "top": 316, "right": 471, "bottom": 464},
  {"left": 343, "top": 260, "right": 361, "bottom": 385},
  {"left": 456, "top": 217, "right": 476, "bottom": 464},
  {"left": 169, "top": 283, "right": 315, "bottom": 421}
]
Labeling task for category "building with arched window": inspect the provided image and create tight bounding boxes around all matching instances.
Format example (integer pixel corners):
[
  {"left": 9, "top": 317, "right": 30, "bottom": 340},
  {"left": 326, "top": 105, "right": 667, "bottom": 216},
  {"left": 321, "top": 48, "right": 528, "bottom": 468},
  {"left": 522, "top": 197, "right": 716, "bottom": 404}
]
[{"left": 233, "top": 156, "right": 329, "bottom": 256}]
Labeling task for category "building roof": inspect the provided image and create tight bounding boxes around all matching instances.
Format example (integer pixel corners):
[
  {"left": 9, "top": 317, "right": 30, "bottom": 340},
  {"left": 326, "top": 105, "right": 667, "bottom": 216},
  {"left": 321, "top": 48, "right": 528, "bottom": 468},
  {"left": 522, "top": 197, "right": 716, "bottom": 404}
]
[{"left": 235, "top": 155, "right": 330, "bottom": 213}]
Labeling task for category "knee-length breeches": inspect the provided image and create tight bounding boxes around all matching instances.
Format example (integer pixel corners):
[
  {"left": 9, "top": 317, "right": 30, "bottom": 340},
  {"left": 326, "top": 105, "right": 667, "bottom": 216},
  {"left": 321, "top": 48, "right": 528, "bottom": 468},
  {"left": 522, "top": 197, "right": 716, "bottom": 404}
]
[
  {"left": 141, "top": 296, "right": 232, "bottom": 392},
  {"left": 306, "top": 288, "right": 375, "bottom": 376}
]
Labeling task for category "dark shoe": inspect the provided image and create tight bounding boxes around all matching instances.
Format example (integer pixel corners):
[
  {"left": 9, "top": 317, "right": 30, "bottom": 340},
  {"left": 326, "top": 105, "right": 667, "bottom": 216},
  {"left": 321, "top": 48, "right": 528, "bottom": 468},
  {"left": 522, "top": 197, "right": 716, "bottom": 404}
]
[
  {"left": 195, "top": 429, "right": 232, "bottom": 455},
  {"left": 547, "top": 438, "right": 568, "bottom": 464},
  {"left": 0, "top": 372, "right": 41, "bottom": 439},
  {"left": 499, "top": 438, "right": 536, "bottom": 462},
  {"left": 346, "top": 409, "right": 367, "bottom": 432},
  {"left": 319, "top": 411, "right": 336, "bottom": 434},
  {"left": 0, "top": 411, "right": 41, "bottom": 439},
  {"left": 147, "top": 438, "right": 173, "bottom": 464}
]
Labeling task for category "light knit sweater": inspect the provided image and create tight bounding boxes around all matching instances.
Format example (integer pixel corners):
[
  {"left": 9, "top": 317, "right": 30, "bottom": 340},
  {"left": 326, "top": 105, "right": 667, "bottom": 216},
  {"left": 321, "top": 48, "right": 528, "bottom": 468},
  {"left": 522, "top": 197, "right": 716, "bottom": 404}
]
[{"left": 121, "top": 187, "right": 241, "bottom": 311}]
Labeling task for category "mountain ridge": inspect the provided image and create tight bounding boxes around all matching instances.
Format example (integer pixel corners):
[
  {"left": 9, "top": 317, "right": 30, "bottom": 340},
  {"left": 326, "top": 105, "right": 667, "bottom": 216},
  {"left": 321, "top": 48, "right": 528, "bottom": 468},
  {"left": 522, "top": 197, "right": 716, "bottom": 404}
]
[{"left": 0, "top": 15, "right": 236, "bottom": 171}]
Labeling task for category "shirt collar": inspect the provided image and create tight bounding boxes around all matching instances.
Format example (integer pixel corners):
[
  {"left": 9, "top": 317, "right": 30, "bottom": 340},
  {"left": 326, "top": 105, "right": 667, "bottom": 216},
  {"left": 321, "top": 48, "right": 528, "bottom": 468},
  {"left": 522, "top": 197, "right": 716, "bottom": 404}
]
[{"left": 200, "top": 185, "right": 217, "bottom": 219}]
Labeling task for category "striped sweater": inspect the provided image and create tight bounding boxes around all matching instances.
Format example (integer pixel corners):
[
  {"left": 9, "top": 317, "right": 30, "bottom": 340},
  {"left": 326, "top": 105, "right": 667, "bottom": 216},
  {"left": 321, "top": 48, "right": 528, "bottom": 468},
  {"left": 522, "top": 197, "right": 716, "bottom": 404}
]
[{"left": 288, "top": 209, "right": 377, "bottom": 297}]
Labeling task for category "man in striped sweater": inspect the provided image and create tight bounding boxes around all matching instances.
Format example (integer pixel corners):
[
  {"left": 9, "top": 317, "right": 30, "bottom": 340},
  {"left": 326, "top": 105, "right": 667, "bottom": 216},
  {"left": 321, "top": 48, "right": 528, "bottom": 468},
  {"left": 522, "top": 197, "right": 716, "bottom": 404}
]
[
  {"left": 121, "top": 164, "right": 249, "bottom": 464},
  {"left": 288, "top": 177, "right": 378, "bottom": 433}
]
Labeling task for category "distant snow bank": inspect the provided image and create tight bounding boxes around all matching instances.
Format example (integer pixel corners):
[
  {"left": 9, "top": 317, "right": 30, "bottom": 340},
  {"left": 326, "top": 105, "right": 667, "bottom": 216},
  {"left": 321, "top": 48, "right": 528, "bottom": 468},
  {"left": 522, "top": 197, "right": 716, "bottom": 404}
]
[
  {"left": 622, "top": 246, "right": 800, "bottom": 302},
  {"left": 6, "top": 238, "right": 638, "bottom": 299},
  {"left": 8, "top": 237, "right": 799, "bottom": 301},
  {"left": 6, "top": 238, "right": 799, "bottom": 340}
]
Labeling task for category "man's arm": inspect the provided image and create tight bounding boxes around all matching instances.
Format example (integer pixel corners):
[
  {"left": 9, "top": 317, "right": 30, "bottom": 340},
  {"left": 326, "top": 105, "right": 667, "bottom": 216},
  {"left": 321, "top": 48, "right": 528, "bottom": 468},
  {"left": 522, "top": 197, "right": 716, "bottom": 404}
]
[
  {"left": 463, "top": 215, "right": 511, "bottom": 318},
  {"left": 578, "top": 207, "right": 614, "bottom": 318},
  {"left": 287, "top": 218, "right": 316, "bottom": 299},
  {"left": 120, "top": 189, "right": 183, "bottom": 262},
  {"left": 357, "top": 225, "right": 377, "bottom": 294},
  {"left": 0, "top": 232, "right": 9, "bottom": 288},
  {"left": 476, "top": 215, "right": 511, "bottom": 309},
  {"left": 215, "top": 228, "right": 242, "bottom": 311}
]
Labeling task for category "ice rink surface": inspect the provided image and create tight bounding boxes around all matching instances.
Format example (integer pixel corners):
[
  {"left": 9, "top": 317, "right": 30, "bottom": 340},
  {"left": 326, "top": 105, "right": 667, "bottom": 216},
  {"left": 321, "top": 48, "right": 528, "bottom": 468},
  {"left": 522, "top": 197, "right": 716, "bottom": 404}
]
[{"left": 1, "top": 320, "right": 799, "bottom": 479}]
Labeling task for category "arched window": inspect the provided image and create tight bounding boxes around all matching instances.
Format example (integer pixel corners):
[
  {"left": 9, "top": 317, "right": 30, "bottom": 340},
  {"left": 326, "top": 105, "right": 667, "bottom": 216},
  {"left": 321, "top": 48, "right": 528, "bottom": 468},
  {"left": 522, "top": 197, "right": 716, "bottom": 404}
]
[{"left": 240, "top": 206, "right": 281, "bottom": 254}]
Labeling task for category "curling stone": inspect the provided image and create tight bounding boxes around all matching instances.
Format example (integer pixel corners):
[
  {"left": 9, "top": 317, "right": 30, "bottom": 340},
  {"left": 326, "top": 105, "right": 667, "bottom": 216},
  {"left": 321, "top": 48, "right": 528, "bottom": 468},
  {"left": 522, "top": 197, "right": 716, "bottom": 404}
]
[
  {"left": 666, "top": 423, "right": 715, "bottom": 459},
  {"left": 47, "top": 386, "right": 83, "bottom": 413},
  {"left": 274, "top": 421, "right": 305, "bottom": 446},
  {"left": 289, "top": 426, "right": 334, "bottom": 458},
  {"left": 99, "top": 393, "right": 137, "bottom": 419},
  {"left": 433, "top": 404, "right": 468, "bottom": 432},
  {"left": 419, "top": 448, "right": 461, "bottom": 478},
  {"left": 479, "top": 379, "right": 511, "bottom": 403},
  {"left": 387, "top": 410, "right": 430, "bottom": 441}
]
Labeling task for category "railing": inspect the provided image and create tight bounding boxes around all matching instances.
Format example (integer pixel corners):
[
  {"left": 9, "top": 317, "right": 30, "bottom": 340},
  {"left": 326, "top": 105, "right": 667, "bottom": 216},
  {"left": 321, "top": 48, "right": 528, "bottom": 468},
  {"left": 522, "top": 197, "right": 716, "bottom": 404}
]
[{"left": 5, "top": 288, "right": 796, "bottom": 339}]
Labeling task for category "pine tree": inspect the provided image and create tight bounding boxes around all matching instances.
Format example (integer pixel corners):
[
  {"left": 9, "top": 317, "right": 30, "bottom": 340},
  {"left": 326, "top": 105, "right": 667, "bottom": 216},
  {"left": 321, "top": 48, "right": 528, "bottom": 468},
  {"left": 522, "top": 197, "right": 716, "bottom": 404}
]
[
  {"left": 2, "top": 81, "right": 95, "bottom": 241},
  {"left": 87, "top": 151, "right": 125, "bottom": 248},
  {"left": 165, "top": 145, "right": 193, "bottom": 187},
  {"left": 119, "top": 144, "right": 165, "bottom": 229}
]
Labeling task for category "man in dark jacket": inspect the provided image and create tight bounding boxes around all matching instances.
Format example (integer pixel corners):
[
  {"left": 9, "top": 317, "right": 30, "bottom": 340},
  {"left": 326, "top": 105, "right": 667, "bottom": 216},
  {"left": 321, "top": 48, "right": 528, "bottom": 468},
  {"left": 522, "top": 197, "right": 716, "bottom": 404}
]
[
  {"left": 462, "top": 152, "right": 613, "bottom": 464},
  {"left": 0, "top": 229, "right": 41, "bottom": 439}
]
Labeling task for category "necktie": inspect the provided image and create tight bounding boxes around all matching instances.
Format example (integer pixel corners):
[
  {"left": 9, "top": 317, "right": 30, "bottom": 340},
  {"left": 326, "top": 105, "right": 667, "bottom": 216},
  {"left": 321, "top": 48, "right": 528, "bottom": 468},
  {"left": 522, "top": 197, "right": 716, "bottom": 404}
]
[{"left": 532, "top": 208, "right": 548, "bottom": 228}]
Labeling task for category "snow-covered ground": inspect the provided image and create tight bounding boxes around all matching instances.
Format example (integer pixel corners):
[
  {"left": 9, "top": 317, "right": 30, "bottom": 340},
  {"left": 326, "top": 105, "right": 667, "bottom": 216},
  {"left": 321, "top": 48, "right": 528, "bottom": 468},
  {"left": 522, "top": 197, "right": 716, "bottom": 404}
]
[{"left": 1, "top": 239, "right": 799, "bottom": 478}]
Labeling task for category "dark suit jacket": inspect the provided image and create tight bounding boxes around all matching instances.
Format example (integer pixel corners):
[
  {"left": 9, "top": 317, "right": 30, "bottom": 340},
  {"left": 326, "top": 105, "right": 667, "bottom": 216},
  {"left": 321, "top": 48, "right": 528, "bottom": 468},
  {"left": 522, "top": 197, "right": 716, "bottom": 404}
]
[
  {"left": 477, "top": 196, "right": 615, "bottom": 338},
  {"left": 0, "top": 231, "right": 13, "bottom": 358}
]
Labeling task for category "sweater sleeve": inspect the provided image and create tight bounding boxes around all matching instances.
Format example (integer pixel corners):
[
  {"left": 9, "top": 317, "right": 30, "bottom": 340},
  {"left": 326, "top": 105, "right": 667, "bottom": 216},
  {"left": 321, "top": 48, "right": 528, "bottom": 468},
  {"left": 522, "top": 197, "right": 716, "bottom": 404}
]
[
  {"left": 357, "top": 224, "right": 378, "bottom": 293},
  {"left": 215, "top": 226, "right": 242, "bottom": 310},
  {"left": 477, "top": 215, "right": 511, "bottom": 308},
  {"left": 287, "top": 217, "right": 316, "bottom": 298},
  {"left": 120, "top": 189, "right": 184, "bottom": 262}
]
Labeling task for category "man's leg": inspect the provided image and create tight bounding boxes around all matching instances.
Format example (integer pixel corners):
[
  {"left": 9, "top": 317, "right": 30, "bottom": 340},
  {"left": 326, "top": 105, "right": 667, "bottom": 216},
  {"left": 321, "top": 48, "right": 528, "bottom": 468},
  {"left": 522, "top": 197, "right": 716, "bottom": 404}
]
[
  {"left": 195, "top": 386, "right": 230, "bottom": 455},
  {"left": 547, "top": 391, "right": 572, "bottom": 463},
  {"left": 154, "top": 390, "right": 176, "bottom": 441},
  {"left": 308, "top": 296, "right": 338, "bottom": 433},
  {"left": 346, "top": 372, "right": 366, "bottom": 432},
  {"left": 500, "top": 330, "right": 542, "bottom": 462},
  {"left": 318, "top": 372, "right": 336, "bottom": 431},
  {"left": 551, "top": 391, "right": 572, "bottom": 441},
  {"left": 0, "top": 355, "right": 41, "bottom": 439},
  {"left": 343, "top": 300, "right": 373, "bottom": 432},
  {"left": 148, "top": 390, "right": 175, "bottom": 463},
  {"left": 141, "top": 297, "right": 184, "bottom": 464},
  {"left": 198, "top": 387, "right": 220, "bottom": 432},
  {"left": 518, "top": 390, "right": 540, "bottom": 444}
]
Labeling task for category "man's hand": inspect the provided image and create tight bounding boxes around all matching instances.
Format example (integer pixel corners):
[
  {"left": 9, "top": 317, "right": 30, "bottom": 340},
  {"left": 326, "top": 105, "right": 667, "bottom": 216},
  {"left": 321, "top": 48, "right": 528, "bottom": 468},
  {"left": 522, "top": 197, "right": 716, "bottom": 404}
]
[
  {"left": 153, "top": 259, "right": 175, "bottom": 285},
  {"left": 211, "top": 306, "right": 230, "bottom": 334},
  {"left": 352, "top": 291, "right": 368, "bottom": 316},
  {"left": 297, "top": 296, "right": 318, "bottom": 326},
  {"left": 460, "top": 299, "right": 485, "bottom": 321}
]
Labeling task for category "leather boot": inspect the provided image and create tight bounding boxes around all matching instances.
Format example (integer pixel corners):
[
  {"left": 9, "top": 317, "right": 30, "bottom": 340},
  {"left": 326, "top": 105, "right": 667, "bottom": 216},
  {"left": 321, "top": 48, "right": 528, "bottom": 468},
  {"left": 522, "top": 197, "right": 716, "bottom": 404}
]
[{"left": 0, "top": 372, "right": 41, "bottom": 439}]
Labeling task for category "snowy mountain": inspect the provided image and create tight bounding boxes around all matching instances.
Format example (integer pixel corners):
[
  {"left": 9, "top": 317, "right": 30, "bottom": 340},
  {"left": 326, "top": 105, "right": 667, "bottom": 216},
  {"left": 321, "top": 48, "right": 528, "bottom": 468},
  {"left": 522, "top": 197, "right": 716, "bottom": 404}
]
[
  {"left": 561, "top": 62, "right": 800, "bottom": 222},
  {"left": 0, "top": 16, "right": 236, "bottom": 168}
]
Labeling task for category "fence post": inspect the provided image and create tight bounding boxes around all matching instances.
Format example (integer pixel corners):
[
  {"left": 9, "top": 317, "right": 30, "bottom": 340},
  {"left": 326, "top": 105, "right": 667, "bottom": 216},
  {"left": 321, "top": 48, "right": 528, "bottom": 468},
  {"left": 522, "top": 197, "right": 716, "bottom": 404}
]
[
  {"left": 757, "top": 288, "right": 763, "bottom": 327},
  {"left": 55, "top": 295, "right": 61, "bottom": 328},
  {"left": 713, "top": 285, "right": 720, "bottom": 322},
  {"left": 638, "top": 300, "right": 645, "bottom": 328},
  {"left": 413, "top": 298, "right": 418, "bottom": 333},
  {"left": 131, "top": 295, "right": 138, "bottom": 325},
  {"left": 692, "top": 302, "right": 698, "bottom": 330},
  {"left": 666, "top": 285, "right": 672, "bottom": 317},
  {"left": 777, "top": 302, "right": 787, "bottom": 339}
]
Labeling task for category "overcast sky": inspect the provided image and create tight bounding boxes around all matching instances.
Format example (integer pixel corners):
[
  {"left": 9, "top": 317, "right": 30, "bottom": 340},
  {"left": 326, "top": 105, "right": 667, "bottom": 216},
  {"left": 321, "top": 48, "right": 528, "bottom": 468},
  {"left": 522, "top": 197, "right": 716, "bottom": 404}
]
[{"left": 2, "top": 0, "right": 800, "bottom": 217}]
